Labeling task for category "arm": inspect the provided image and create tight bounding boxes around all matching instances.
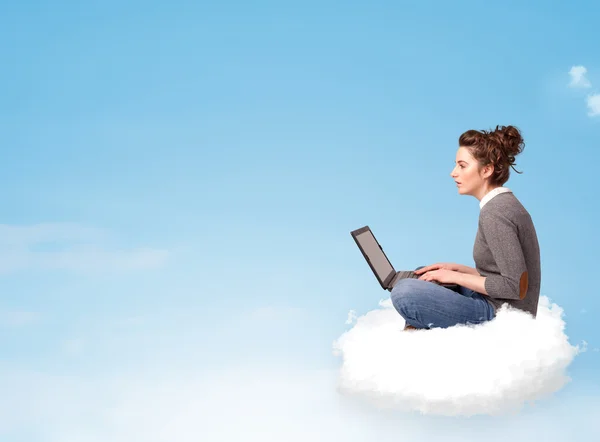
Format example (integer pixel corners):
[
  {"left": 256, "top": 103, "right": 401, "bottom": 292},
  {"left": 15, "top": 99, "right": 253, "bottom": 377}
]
[
  {"left": 479, "top": 211, "right": 528, "bottom": 300},
  {"left": 415, "top": 262, "right": 480, "bottom": 275},
  {"left": 416, "top": 263, "right": 485, "bottom": 291},
  {"left": 454, "top": 272, "right": 489, "bottom": 295},
  {"left": 453, "top": 264, "right": 481, "bottom": 275}
]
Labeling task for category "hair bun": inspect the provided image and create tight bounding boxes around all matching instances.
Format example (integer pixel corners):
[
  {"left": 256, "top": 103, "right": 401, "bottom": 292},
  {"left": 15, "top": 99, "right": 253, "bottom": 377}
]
[
  {"left": 493, "top": 125, "right": 525, "bottom": 156},
  {"left": 458, "top": 124, "right": 525, "bottom": 186}
]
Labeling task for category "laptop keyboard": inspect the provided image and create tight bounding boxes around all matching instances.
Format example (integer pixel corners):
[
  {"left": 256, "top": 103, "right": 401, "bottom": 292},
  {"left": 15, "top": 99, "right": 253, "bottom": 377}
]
[{"left": 396, "top": 271, "right": 419, "bottom": 279}]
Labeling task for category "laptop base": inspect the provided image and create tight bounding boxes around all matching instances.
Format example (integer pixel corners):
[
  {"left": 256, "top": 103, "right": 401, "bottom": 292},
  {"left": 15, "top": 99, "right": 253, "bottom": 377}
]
[{"left": 388, "top": 270, "right": 460, "bottom": 292}]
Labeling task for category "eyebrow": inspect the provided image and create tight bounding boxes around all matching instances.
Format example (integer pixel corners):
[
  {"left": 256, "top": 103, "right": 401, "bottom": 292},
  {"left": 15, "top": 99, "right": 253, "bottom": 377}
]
[{"left": 455, "top": 160, "right": 468, "bottom": 164}]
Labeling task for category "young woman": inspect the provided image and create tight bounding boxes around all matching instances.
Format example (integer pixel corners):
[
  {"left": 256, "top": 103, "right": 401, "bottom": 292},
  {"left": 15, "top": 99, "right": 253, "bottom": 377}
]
[{"left": 391, "top": 125, "right": 541, "bottom": 330}]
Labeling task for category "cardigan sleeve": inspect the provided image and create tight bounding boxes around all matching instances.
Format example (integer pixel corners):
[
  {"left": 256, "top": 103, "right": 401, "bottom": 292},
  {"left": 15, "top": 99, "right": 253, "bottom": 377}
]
[{"left": 481, "top": 210, "right": 528, "bottom": 300}]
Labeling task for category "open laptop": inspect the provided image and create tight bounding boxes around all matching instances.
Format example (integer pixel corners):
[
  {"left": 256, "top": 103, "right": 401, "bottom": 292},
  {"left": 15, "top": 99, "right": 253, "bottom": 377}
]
[{"left": 350, "top": 225, "right": 458, "bottom": 292}]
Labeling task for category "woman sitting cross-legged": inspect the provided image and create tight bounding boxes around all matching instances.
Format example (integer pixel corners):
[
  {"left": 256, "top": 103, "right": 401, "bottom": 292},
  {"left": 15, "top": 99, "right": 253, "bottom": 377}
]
[{"left": 391, "top": 125, "right": 541, "bottom": 330}]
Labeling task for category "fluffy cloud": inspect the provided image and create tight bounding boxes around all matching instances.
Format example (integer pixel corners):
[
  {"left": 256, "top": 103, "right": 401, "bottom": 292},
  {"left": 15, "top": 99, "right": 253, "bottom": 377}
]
[
  {"left": 0, "top": 311, "right": 39, "bottom": 327},
  {"left": 333, "top": 296, "right": 584, "bottom": 416},
  {"left": 0, "top": 364, "right": 598, "bottom": 442},
  {"left": 248, "top": 306, "right": 307, "bottom": 321},
  {"left": 587, "top": 93, "right": 600, "bottom": 117},
  {"left": 346, "top": 309, "right": 357, "bottom": 324},
  {"left": 0, "top": 223, "right": 168, "bottom": 274},
  {"left": 0, "top": 223, "right": 107, "bottom": 246},
  {"left": 569, "top": 65, "right": 591, "bottom": 88},
  {"left": 568, "top": 65, "right": 600, "bottom": 118},
  {"left": 0, "top": 297, "right": 595, "bottom": 441}
]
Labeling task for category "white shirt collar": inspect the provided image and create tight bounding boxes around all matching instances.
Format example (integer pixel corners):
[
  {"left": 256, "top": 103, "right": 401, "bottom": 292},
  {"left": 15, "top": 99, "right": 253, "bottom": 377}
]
[{"left": 480, "top": 187, "right": 512, "bottom": 209}]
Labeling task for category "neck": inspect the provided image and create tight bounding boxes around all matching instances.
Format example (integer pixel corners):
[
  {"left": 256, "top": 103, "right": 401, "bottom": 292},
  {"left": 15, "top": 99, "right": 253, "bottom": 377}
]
[{"left": 475, "top": 184, "right": 501, "bottom": 201}]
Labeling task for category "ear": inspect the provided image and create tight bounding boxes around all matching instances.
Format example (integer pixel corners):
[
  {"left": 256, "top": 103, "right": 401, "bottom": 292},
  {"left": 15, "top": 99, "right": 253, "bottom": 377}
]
[{"left": 481, "top": 164, "right": 494, "bottom": 179}]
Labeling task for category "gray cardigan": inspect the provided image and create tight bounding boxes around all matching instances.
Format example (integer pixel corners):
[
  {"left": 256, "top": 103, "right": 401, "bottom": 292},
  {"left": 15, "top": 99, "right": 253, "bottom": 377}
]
[{"left": 473, "top": 192, "right": 541, "bottom": 317}]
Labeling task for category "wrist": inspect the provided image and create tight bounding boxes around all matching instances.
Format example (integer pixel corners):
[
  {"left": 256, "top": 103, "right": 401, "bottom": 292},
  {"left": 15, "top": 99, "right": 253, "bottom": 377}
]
[{"left": 454, "top": 272, "right": 488, "bottom": 296}]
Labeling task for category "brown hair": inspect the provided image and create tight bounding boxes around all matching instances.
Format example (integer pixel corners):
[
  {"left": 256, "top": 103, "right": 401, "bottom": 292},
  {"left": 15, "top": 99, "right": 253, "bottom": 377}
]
[{"left": 458, "top": 125, "right": 525, "bottom": 186}]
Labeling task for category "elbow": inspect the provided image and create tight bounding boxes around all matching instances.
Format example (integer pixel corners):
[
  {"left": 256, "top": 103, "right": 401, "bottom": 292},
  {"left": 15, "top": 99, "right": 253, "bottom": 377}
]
[
  {"left": 485, "top": 272, "right": 528, "bottom": 300},
  {"left": 519, "top": 271, "right": 528, "bottom": 300}
]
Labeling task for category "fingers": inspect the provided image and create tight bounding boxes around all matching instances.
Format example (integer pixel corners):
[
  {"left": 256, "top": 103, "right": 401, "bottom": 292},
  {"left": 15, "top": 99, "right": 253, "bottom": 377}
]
[
  {"left": 418, "top": 269, "right": 441, "bottom": 282},
  {"left": 415, "top": 264, "right": 438, "bottom": 275},
  {"left": 418, "top": 270, "right": 432, "bottom": 280}
]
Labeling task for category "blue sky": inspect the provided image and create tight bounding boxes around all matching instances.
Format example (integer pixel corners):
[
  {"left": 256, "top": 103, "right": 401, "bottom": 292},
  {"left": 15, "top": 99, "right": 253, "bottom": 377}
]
[{"left": 1, "top": 0, "right": 599, "bottom": 440}]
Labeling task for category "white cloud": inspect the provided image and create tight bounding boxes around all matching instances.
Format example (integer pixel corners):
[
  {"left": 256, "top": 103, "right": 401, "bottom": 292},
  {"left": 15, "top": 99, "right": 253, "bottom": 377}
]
[
  {"left": 0, "top": 223, "right": 108, "bottom": 246},
  {"left": 0, "top": 365, "right": 598, "bottom": 442},
  {"left": 587, "top": 93, "right": 600, "bottom": 117},
  {"left": 346, "top": 309, "right": 357, "bottom": 324},
  {"left": 0, "top": 295, "right": 594, "bottom": 440},
  {"left": 333, "top": 296, "right": 583, "bottom": 417},
  {"left": 569, "top": 65, "right": 591, "bottom": 88},
  {"left": 567, "top": 65, "right": 600, "bottom": 118},
  {"left": 0, "top": 310, "right": 39, "bottom": 327},
  {"left": 63, "top": 338, "right": 86, "bottom": 354},
  {"left": 116, "top": 316, "right": 147, "bottom": 327},
  {"left": 0, "top": 223, "right": 168, "bottom": 274},
  {"left": 248, "top": 306, "right": 306, "bottom": 321}
]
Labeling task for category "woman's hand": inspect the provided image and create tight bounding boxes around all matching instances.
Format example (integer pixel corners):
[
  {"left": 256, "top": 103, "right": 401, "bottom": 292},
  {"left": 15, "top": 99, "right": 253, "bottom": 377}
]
[
  {"left": 417, "top": 268, "right": 458, "bottom": 285},
  {"left": 414, "top": 263, "right": 457, "bottom": 275}
]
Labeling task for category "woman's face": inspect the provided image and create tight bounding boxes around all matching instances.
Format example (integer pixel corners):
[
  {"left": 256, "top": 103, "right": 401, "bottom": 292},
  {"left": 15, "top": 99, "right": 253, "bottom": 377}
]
[{"left": 450, "top": 147, "right": 492, "bottom": 198}]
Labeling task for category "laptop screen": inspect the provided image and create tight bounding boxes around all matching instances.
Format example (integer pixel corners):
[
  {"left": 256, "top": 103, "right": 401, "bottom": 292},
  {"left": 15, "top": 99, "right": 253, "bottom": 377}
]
[{"left": 354, "top": 229, "right": 395, "bottom": 284}]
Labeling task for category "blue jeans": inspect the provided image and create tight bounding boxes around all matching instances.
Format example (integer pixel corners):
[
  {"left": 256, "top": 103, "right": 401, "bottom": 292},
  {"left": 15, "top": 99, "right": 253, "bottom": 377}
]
[{"left": 390, "top": 269, "right": 495, "bottom": 329}]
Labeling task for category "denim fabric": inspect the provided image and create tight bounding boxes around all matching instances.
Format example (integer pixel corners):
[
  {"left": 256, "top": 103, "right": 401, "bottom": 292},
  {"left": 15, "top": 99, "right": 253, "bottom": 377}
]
[{"left": 390, "top": 275, "right": 495, "bottom": 329}]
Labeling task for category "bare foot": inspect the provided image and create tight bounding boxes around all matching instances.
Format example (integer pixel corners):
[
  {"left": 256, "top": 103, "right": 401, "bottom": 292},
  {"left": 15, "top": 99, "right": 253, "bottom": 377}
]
[{"left": 404, "top": 324, "right": 417, "bottom": 331}]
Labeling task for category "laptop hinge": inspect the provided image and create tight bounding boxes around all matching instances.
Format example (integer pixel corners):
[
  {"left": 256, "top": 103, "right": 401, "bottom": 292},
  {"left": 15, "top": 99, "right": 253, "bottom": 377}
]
[{"left": 386, "top": 272, "right": 399, "bottom": 291}]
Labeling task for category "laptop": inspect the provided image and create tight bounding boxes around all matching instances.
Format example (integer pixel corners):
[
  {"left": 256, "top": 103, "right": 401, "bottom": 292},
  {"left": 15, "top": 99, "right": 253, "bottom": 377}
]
[{"left": 350, "top": 225, "right": 458, "bottom": 292}]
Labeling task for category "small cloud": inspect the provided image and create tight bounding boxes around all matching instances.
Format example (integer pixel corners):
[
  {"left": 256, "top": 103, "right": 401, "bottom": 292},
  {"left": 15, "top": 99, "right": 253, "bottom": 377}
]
[
  {"left": 117, "top": 316, "right": 147, "bottom": 327},
  {"left": 248, "top": 306, "right": 305, "bottom": 321},
  {"left": 569, "top": 65, "right": 591, "bottom": 88},
  {"left": 333, "top": 296, "right": 583, "bottom": 416},
  {"left": 567, "top": 66, "right": 599, "bottom": 118},
  {"left": 586, "top": 93, "right": 600, "bottom": 117},
  {"left": 34, "top": 246, "right": 169, "bottom": 272},
  {"left": 63, "top": 338, "right": 85, "bottom": 354},
  {"left": 0, "top": 311, "right": 39, "bottom": 327},
  {"left": 0, "top": 223, "right": 169, "bottom": 274},
  {"left": 345, "top": 310, "right": 357, "bottom": 324},
  {"left": 0, "top": 223, "right": 107, "bottom": 246}
]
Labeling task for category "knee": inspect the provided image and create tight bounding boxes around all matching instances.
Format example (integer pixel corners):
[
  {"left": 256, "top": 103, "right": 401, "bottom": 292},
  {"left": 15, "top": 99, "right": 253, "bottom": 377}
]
[
  {"left": 391, "top": 278, "right": 422, "bottom": 296},
  {"left": 390, "top": 279, "right": 421, "bottom": 312}
]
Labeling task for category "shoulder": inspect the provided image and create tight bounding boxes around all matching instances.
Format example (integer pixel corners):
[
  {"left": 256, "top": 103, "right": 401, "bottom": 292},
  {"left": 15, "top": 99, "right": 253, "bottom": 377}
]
[{"left": 480, "top": 193, "right": 532, "bottom": 226}]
